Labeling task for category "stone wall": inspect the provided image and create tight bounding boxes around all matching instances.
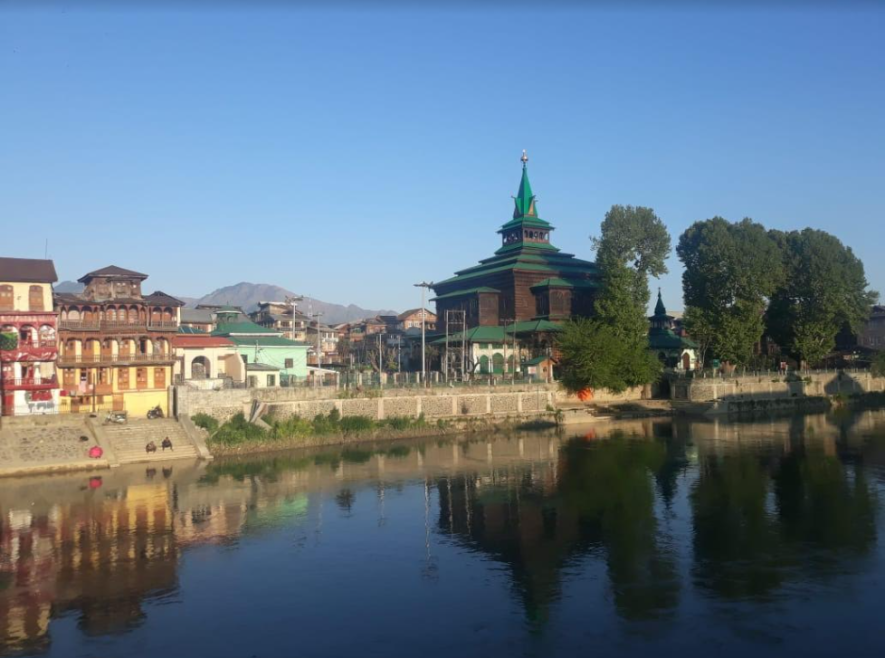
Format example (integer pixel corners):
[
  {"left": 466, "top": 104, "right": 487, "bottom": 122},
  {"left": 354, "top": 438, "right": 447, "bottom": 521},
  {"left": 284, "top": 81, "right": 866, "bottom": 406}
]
[
  {"left": 673, "top": 371, "right": 884, "bottom": 403},
  {"left": 178, "top": 384, "right": 556, "bottom": 424}
]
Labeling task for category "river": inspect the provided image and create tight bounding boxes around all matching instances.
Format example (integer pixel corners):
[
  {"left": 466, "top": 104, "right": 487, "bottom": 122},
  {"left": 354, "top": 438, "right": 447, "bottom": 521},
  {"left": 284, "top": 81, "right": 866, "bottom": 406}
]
[{"left": 2, "top": 409, "right": 885, "bottom": 657}]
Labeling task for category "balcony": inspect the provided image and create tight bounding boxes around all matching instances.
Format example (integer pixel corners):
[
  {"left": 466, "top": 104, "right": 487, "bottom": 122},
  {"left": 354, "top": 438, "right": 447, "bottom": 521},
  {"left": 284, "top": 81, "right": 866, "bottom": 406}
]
[
  {"left": 58, "top": 319, "right": 179, "bottom": 333},
  {"left": 57, "top": 352, "right": 176, "bottom": 366},
  {"left": 1, "top": 375, "right": 59, "bottom": 391},
  {"left": 0, "top": 340, "right": 59, "bottom": 363}
]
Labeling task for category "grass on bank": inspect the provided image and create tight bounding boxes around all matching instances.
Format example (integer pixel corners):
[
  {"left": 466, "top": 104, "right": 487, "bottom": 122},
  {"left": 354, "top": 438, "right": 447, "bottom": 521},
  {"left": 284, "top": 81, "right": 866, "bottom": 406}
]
[{"left": 196, "top": 408, "right": 430, "bottom": 447}]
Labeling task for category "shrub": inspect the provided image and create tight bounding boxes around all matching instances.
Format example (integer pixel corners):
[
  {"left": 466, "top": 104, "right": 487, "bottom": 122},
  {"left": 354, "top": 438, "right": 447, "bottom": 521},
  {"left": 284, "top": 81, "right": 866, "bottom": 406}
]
[
  {"left": 339, "top": 415, "right": 375, "bottom": 434},
  {"left": 191, "top": 413, "right": 219, "bottom": 433},
  {"left": 209, "top": 412, "right": 267, "bottom": 446},
  {"left": 0, "top": 332, "right": 17, "bottom": 351},
  {"left": 873, "top": 352, "right": 885, "bottom": 378}
]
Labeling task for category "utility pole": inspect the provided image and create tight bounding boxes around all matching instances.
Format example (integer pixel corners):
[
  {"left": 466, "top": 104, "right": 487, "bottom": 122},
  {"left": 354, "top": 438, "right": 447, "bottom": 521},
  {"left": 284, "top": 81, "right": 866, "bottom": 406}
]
[
  {"left": 378, "top": 332, "right": 383, "bottom": 386},
  {"left": 285, "top": 295, "right": 304, "bottom": 341},
  {"left": 414, "top": 281, "right": 433, "bottom": 386},
  {"left": 310, "top": 310, "right": 324, "bottom": 387},
  {"left": 501, "top": 318, "right": 513, "bottom": 383}
]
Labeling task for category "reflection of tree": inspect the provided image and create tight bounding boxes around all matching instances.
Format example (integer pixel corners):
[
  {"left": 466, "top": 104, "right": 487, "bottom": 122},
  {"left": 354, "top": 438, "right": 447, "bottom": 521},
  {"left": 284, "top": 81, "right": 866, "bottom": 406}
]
[
  {"left": 335, "top": 488, "right": 356, "bottom": 514},
  {"left": 559, "top": 437, "right": 679, "bottom": 622},
  {"left": 692, "top": 445, "right": 878, "bottom": 603},
  {"left": 774, "top": 447, "right": 876, "bottom": 560},
  {"left": 691, "top": 453, "right": 784, "bottom": 600},
  {"left": 437, "top": 436, "right": 681, "bottom": 625}
]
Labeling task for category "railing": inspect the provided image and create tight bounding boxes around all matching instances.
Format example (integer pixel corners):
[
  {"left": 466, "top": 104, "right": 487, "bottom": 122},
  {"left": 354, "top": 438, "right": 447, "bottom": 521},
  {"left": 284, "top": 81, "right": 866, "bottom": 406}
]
[
  {"left": 57, "top": 352, "right": 175, "bottom": 366},
  {"left": 1, "top": 376, "right": 58, "bottom": 389},
  {"left": 0, "top": 340, "right": 58, "bottom": 356},
  {"left": 58, "top": 319, "right": 179, "bottom": 332}
]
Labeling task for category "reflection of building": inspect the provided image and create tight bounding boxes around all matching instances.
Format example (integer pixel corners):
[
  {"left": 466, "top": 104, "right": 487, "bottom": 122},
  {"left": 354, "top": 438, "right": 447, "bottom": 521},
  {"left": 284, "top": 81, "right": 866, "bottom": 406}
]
[
  {"left": 648, "top": 291, "right": 697, "bottom": 370},
  {"left": 0, "top": 257, "right": 60, "bottom": 417},
  {"left": 55, "top": 266, "right": 182, "bottom": 415}
]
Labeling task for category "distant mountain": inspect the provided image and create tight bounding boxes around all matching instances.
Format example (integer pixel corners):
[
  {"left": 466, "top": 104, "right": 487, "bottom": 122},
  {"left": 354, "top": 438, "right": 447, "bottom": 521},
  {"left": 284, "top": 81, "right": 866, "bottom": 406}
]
[
  {"left": 193, "top": 282, "right": 397, "bottom": 325},
  {"left": 55, "top": 280, "right": 84, "bottom": 294}
]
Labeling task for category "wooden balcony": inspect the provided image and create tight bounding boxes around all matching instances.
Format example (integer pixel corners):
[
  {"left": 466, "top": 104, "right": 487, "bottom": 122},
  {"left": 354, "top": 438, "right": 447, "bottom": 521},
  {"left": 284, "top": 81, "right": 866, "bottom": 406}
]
[
  {"left": 57, "top": 352, "right": 175, "bottom": 367},
  {"left": 58, "top": 319, "right": 179, "bottom": 333},
  {"left": 1, "top": 375, "right": 59, "bottom": 391},
  {"left": 0, "top": 340, "right": 58, "bottom": 362}
]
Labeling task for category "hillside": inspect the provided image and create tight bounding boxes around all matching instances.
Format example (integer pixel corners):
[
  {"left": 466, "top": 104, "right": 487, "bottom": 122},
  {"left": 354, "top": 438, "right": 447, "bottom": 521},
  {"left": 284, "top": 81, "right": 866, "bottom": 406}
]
[{"left": 194, "top": 282, "right": 397, "bottom": 324}]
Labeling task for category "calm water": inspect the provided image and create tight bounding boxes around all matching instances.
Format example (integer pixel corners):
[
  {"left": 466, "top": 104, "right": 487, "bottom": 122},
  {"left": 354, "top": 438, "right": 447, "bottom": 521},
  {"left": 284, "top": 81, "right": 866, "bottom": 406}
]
[{"left": 3, "top": 410, "right": 885, "bottom": 658}]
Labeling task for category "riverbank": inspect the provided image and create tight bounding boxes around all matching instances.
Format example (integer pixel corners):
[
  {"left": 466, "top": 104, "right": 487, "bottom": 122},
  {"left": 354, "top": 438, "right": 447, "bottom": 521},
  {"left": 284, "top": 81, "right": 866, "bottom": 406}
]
[{"left": 202, "top": 410, "right": 562, "bottom": 457}]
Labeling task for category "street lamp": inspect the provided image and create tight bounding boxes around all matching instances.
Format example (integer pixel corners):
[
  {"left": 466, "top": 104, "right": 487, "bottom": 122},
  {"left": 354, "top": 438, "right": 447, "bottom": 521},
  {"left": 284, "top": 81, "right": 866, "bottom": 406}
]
[{"left": 414, "top": 282, "right": 433, "bottom": 386}]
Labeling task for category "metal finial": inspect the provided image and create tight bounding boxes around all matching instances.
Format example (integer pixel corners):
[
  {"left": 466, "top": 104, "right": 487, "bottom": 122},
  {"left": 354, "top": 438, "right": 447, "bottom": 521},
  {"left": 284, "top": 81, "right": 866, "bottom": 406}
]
[{"left": 521, "top": 149, "right": 528, "bottom": 164}]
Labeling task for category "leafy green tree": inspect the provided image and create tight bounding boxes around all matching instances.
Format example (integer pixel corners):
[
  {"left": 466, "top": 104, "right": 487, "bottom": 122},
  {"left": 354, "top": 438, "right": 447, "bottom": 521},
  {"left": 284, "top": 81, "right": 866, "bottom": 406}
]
[
  {"left": 593, "top": 205, "right": 671, "bottom": 280},
  {"left": 682, "top": 306, "right": 715, "bottom": 369},
  {"left": 767, "top": 229, "right": 877, "bottom": 366},
  {"left": 872, "top": 351, "right": 885, "bottom": 378},
  {"left": 677, "top": 217, "right": 784, "bottom": 366},
  {"left": 557, "top": 317, "right": 659, "bottom": 393}
]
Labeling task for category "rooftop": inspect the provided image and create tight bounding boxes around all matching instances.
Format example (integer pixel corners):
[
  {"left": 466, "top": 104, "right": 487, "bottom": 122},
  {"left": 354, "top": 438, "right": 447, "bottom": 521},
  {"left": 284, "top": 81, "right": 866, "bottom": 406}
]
[{"left": 0, "top": 257, "right": 58, "bottom": 284}]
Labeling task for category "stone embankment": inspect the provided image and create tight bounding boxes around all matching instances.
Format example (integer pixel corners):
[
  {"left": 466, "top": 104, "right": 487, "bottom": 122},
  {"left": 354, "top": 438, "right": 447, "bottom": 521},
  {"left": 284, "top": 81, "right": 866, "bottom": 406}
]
[{"left": 0, "top": 415, "right": 209, "bottom": 478}]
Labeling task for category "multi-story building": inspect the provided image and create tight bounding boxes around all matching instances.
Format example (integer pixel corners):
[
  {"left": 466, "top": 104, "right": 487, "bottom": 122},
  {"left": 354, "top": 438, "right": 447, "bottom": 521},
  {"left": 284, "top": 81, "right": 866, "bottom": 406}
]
[
  {"left": 250, "top": 301, "right": 309, "bottom": 342},
  {"left": 0, "top": 257, "right": 60, "bottom": 417},
  {"left": 54, "top": 266, "right": 183, "bottom": 416},
  {"left": 858, "top": 306, "right": 885, "bottom": 351},
  {"left": 397, "top": 308, "right": 437, "bottom": 332}
]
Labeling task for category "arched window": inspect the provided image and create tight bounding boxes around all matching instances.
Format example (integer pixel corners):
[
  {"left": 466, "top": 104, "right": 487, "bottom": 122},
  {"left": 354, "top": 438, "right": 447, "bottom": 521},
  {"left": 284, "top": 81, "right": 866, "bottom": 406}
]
[
  {"left": 106, "top": 307, "right": 116, "bottom": 322},
  {"left": 478, "top": 355, "right": 490, "bottom": 375},
  {"left": 19, "top": 325, "right": 35, "bottom": 345},
  {"left": 492, "top": 353, "right": 505, "bottom": 375},
  {"left": 118, "top": 307, "right": 127, "bottom": 322},
  {"left": 29, "top": 285, "right": 44, "bottom": 311},
  {"left": 67, "top": 308, "right": 80, "bottom": 321}
]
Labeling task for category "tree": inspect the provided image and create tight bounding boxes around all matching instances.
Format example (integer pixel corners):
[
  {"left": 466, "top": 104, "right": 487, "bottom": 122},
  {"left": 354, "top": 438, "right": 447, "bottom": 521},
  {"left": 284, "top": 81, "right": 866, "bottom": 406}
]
[
  {"left": 593, "top": 205, "right": 671, "bottom": 280},
  {"left": 557, "top": 318, "right": 660, "bottom": 394},
  {"left": 682, "top": 306, "right": 716, "bottom": 370},
  {"left": 873, "top": 352, "right": 885, "bottom": 378},
  {"left": 767, "top": 229, "right": 877, "bottom": 366},
  {"left": 677, "top": 217, "right": 784, "bottom": 366}
]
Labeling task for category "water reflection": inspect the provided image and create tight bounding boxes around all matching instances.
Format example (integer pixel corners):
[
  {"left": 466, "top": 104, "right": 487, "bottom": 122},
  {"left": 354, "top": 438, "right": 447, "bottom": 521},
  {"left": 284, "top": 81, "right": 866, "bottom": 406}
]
[{"left": 1, "top": 409, "right": 885, "bottom": 656}]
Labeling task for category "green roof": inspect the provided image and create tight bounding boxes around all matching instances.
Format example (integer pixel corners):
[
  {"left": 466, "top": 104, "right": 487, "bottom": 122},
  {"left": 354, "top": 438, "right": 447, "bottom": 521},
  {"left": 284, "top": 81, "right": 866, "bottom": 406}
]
[
  {"left": 430, "top": 326, "right": 508, "bottom": 345},
  {"left": 431, "top": 286, "right": 500, "bottom": 301},
  {"left": 513, "top": 160, "right": 537, "bottom": 219},
  {"left": 530, "top": 277, "right": 598, "bottom": 290},
  {"left": 524, "top": 355, "right": 552, "bottom": 365},
  {"left": 228, "top": 335, "right": 309, "bottom": 348},
  {"left": 178, "top": 326, "right": 207, "bottom": 334},
  {"left": 648, "top": 329, "right": 697, "bottom": 351},
  {"left": 504, "top": 319, "right": 564, "bottom": 334},
  {"left": 213, "top": 319, "right": 278, "bottom": 336}
]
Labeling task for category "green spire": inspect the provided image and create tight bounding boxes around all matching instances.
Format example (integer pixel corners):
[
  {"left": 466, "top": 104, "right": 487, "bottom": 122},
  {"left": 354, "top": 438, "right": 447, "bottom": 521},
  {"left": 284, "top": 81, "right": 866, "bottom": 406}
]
[
  {"left": 654, "top": 288, "right": 667, "bottom": 316},
  {"left": 513, "top": 150, "right": 537, "bottom": 219}
]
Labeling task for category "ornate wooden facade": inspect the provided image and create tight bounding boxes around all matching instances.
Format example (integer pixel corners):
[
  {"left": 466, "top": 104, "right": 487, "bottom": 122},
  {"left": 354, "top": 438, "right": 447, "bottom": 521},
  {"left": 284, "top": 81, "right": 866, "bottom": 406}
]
[{"left": 54, "top": 265, "right": 183, "bottom": 415}]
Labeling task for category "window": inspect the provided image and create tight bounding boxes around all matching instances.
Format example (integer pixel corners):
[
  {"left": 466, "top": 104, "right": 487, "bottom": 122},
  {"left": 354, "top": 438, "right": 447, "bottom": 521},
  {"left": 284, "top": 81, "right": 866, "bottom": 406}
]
[
  {"left": 154, "top": 367, "right": 166, "bottom": 388},
  {"left": 136, "top": 367, "right": 148, "bottom": 388},
  {"left": 118, "top": 368, "right": 129, "bottom": 390},
  {"left": 267, "top": 375, "right": 276, "bottom": 387},
  {"left": 285, "top": 358, "right": 294, "bottom": 368},
  {"left": 29, "top": 285, "right": 44, "bottom": 311},
  {"left": 241, "top": 354, "right": 248, "bottom": 364},
  {"left": 0, "top": 285, "right": 12, "bottom": 311}
]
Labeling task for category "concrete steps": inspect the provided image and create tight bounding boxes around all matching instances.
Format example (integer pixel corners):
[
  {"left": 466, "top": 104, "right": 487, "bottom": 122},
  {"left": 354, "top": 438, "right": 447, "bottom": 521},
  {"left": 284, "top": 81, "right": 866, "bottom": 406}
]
[{"left": 102, "top": 419, "right": 199, "bottom": 465}]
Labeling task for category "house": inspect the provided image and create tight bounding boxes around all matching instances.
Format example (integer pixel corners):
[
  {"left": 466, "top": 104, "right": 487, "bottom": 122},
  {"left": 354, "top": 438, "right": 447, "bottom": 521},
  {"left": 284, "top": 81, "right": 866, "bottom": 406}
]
[
  {"left": 211, "top": 308, "right": 309, "bottom": 385},
  {"left": 648, "top": 291, "right": 697, "bottom": 371},
  {"left": 173, "top": 329, "right": 245, "bottom": 387},
  {"left": 250, "top": 301, "right": 309, "bottom": 342},
  {"left": 55, "top": 266, "right": 183, "bottom": 416},
  {"left": 0, "top": 257, "right": 60, "bottom": 416},
  {"left": 858, "top": 306, "right": 885, "bottom": 351},
  {"left": 397, "top": 308, "right": 437, "bottom": 332},
  {"left": 305, "top": 321, "right": 339, "bottom": 365},
  {"left": 180, "top": 307, "right": 215, "bottom": 333}
]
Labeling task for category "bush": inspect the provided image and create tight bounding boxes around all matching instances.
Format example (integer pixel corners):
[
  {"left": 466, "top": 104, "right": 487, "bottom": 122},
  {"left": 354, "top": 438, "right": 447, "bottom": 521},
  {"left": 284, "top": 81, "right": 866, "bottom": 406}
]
[
  {"left": 209, "top": 412, "right": 267, "bottom": 446},
  {"left": 191, "top": 413, "right": 219, "bottom": 433},
  {"left": 0, "top": 332, "right": 17, "bottom": 351},
  {"left": 873, "top": 352, "right": 885, "bottom": 378},
  {"left": 339, "top": 415, "right": 375, "bottom": 434}
]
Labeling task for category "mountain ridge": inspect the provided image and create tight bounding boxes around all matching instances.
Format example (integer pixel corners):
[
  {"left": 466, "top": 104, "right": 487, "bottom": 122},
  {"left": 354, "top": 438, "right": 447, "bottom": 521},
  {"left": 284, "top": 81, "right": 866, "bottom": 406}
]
[{"left": 52, "top": 280, "right": 396, "bottom": 325}]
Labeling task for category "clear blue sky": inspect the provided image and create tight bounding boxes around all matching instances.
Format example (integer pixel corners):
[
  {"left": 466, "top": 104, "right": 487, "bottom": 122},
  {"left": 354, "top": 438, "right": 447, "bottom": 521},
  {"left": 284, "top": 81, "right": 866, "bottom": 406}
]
[{"left": 2, "top": 4, "right": 883, "bottom": 312}]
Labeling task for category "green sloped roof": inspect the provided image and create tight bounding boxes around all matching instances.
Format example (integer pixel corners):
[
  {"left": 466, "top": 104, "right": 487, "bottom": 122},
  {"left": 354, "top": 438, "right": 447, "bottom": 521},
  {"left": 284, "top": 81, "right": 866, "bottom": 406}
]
[
  {"left": 431, "top": 286, "right": 500, "bottom": 301},
  {"left": 648, "top": 329, "right": 697, "bottom": 350},
  {"left": 178, "top": 326, "right": 207, "bottom": 334},
  {"left": 505, "top": 319, "right": 563, "bottom": 334},
  {"left": 430, "top": 325, "right": 507, "bottom": 345},
  {"left": 228, "top": 335, "right": 309, "bottom": 348},
  {"left": 213, "top": 319, "right": 278, "bottom": 336}
]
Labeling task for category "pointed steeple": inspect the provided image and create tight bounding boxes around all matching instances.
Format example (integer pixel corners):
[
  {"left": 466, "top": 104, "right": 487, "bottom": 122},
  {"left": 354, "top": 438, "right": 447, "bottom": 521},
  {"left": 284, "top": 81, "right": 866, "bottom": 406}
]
[
  {"left": 654, "top": 288, "right": 667, "bottom": 317},
  {"left": 513, "top": 150, "right": 537, "bottom": 219}
]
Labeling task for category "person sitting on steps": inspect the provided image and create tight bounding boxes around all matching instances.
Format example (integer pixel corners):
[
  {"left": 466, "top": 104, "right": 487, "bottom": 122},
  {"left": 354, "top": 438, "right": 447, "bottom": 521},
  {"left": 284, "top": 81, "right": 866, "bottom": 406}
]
[
  {"left": 161, "top": 437, "right": 173, "bottom": 451},
  {"left": 145, "top": 441, "right": 157, "bottom": 454}
]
